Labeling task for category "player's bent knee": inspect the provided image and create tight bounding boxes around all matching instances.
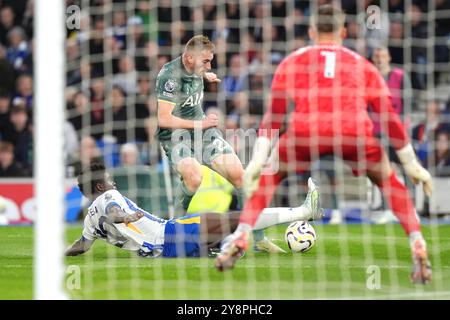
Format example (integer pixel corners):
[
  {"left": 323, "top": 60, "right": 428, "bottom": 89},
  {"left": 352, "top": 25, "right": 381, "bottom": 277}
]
[
  {"left": 178, "top": 158, "right": 203, "bottom": 191},
  {"left": 181, "top": 171, "right": 202, "bottom": 191},
  {"left": 186, "top": 172, "right": 203, "bottom": 190}
]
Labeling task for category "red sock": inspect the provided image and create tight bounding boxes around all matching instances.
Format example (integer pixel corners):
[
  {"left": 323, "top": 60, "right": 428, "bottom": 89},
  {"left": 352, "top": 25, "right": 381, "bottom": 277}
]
[
  {"left": 379, "top": 172, "right": 421, "bottom": 235},
  {"left": 240, "top": 172, "right": 284, "bottom": 227}
]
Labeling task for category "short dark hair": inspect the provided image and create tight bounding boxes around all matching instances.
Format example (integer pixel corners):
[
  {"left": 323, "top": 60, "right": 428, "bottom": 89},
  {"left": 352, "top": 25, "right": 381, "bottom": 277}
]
[
  {"left": 0, "top": 141, "right": 14, "bottom": 153},
  {"left": 184, "top": 35, "right": 215, "bottom": 53},
  {"left": 77, "top": 162, "right": 106, "bottom": 197},
  {"left": 436, "top": 130, "right": 449, "bottom": 140},
  {"left": 112, "top": 85, "right": 126, "bottom": 97},
  {"left": 10, "top": 104, "right": 27, "bottom": 115},
  {"left": 311, "top": 5, "right": 346, "bottom": 34}
]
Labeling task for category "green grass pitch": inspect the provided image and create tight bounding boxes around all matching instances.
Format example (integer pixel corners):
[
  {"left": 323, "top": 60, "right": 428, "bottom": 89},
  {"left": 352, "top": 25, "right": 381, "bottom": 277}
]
[{"left": 1, "top": 224, "right": 449, "bottom": 299}]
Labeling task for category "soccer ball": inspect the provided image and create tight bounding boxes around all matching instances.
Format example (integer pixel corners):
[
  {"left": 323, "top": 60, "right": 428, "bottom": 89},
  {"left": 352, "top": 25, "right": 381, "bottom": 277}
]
[{"left": 285, "top": 221, "right": 317, "bottom": 253}]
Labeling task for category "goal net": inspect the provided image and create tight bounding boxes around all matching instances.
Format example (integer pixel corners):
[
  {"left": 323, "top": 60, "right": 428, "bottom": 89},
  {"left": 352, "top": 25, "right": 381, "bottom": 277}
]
[{"left": 36, "top": 0, "right": 450, "bottom": 299}]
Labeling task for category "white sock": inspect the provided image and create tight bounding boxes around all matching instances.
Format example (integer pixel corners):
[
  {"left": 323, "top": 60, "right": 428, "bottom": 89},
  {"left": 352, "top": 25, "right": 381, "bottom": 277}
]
[
  {"left": 409, "top": 231, "right": 425, "bottom": 249},
  {"left": 235, "top": 223, "right": 252, "bottom": 234},
  {"left": 220, "top": 223, "right": 252, "bottom": 251},
  {"left": 253, "top": 206, "right": 310, "bottom": 231}
]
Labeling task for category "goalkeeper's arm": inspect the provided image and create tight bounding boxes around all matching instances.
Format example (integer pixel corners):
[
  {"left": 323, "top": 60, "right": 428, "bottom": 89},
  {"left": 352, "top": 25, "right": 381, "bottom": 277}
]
[
  {"left": 366, "top": 64, "right": 433, "bottom": 196},
  {"left": 371, "top": 97, "right": 433, "bottom": 196},
  {"left": 373, "top": 102, "right": 433, "bottom": 196}
]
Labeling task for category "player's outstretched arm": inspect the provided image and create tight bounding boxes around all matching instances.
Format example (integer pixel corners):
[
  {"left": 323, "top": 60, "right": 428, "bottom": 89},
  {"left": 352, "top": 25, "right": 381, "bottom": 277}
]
[{"left": 65, "top": 237, "right": 94, "bottom": 256}]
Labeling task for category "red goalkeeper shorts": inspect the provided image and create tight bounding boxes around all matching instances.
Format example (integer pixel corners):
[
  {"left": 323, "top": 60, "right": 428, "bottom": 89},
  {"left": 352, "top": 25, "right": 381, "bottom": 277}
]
[{"left": 277, "top": 132, "right": 384, "bottom": 176}]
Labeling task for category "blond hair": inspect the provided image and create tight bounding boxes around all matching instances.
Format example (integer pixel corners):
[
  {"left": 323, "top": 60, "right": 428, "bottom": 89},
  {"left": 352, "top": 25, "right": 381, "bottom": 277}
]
[{"left": 184, "top": 35, "right": 215, "bottom": 53}]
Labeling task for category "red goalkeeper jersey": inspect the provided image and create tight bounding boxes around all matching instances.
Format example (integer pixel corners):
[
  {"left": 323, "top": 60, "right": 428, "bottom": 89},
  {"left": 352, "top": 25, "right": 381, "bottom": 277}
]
[{"left": 259, "top": 43, "right": 409, "bottom": 149}]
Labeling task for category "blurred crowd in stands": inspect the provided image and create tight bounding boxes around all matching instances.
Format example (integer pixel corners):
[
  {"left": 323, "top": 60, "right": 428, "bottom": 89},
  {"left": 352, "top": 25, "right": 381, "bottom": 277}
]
[{"left": 0, "top": 0, "right": 449, "bottom": 181}]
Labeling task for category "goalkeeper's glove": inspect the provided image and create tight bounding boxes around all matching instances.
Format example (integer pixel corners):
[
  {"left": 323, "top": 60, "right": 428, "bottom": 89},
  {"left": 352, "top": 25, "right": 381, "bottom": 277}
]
[
  {"left": 243, "top": 137, "right": 271, "bottom": 199},
  {"left": 396, "top": 143, "right": 433, "bottom": 197}
]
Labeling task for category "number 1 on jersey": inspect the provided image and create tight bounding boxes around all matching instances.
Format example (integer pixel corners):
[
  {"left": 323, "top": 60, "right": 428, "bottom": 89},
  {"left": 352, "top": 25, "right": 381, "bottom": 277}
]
[{"left": 321, "top": 51, "right": 336, "bottom": 78}]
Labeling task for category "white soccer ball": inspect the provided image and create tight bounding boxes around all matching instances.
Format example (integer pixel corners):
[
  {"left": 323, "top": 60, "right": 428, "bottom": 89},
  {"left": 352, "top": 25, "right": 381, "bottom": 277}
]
[{"left": 285, "top": 221, "right": 317, "bottom": 253}]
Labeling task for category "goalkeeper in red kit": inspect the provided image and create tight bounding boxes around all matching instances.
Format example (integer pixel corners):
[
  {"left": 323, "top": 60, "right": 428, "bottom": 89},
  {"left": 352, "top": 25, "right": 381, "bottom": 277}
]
[{"left": 215, "top": 4, "right": 433, "bottom": 284}]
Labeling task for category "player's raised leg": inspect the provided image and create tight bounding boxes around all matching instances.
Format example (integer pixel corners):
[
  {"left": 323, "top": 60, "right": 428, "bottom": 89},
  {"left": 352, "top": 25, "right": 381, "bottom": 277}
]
[
  {"left": 252, "top": 177, "right": 323, "bottom": 230},
  {"left": 214, "top": 170, "right": 283, "bottom": 271},
  {"left": 206, "top": 177, "right": 322, "bottom": 267},
  {"left": 215, "top": 173, "right": 323, "bottom": 271},
  {"left": 210, "top": 152, "right": 286, "bottom": 253}
]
